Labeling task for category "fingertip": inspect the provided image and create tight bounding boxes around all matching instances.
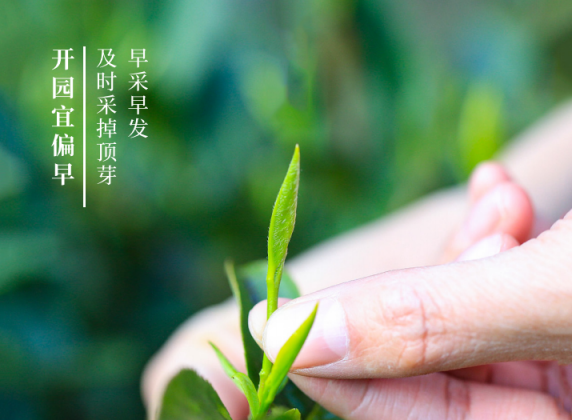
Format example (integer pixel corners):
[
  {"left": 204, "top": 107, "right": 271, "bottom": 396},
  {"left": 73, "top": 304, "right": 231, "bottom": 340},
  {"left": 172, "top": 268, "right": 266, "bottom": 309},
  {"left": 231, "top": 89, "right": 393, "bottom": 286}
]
[
  {"left": 498, "top": 233, "right": 520, "bottom": 251},
  {"left": 493, "top": 182, "right": 534, "bottom": 243},
  {"left": 248, "top": 298, "right": 291, "bottom": 347},
  {"left": 469, "top": 162, "right": 511, "bottom": 203},
  {"left": 451, "top": 181, "right": 533, "bottom": 254},
  {"left": 248, "top": 301, "right": 268, "bottom": 346},
  {"left": 456, "top": 233, "right": 519, "bottom": 261}
]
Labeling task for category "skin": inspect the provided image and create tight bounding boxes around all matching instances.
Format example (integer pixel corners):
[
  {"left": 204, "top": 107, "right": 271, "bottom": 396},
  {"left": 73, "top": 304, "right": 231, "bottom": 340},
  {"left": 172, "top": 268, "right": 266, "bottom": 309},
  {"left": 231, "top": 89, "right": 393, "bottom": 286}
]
[{"left": 143, "top": 101, "right": 572, "bottom": 419}]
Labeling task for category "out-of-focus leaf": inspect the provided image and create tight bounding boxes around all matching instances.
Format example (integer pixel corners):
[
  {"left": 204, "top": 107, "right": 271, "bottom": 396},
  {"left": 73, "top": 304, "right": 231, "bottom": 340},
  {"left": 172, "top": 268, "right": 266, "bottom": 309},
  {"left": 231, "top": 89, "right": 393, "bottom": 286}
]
[
  {"left": 225, "top": 260, "right": 263, "bottom": 386},
  {"left": 0, "top": 145, "right": 27, "bottom": 200},
  {"left": 209, "top": 342, "right": 260, "bottom": 417},
  {"left": 305, "top": 404, "right": 344, "bottom": 420},
  {"left": 259, "top": 304, "right": 318, "bottom": 415},
  {"left": 237, "top": 260, "right": 300, "bottom": 304},
  {"left": 458, "top": 82, "right": 503, "bottom": 176},
  {"left": 0, "top": 233, "right": 59, "bottom": 295},
  {"left": 265, "top": 407, "right": 301, "bottom": 420},
  {"left": 158, "top": 0, "right": 231, "bottom": 98},
  {"left": 157, "top": 369, "right": 231, "bottom": 420},
  {"left": 238, "top": 52, "right": 287, "bottom": 124}
]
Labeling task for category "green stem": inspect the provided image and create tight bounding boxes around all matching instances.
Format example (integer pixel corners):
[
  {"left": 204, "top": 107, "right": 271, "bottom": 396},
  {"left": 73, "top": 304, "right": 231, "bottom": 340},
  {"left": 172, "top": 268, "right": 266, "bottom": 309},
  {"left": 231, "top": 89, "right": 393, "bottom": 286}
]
[{"left": 257, "top": 263, "right": 284, "bottom": 411}]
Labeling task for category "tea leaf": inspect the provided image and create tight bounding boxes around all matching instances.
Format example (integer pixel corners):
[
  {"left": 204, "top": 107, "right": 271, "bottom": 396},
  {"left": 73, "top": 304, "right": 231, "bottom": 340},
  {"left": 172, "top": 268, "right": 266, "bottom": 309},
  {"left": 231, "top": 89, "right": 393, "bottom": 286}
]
[
  {"left": 259, "top": 303, "right": 318, "bottom": 415},
  {"left": 225, "top": 260, "right": 263, "bottom": 386},
  {"left": 209, "top": 342, "right": 260, "bottom": 416},
  {"left": 267, "top": 145, "right": 300, "bottom": 311},
  {"left": 265, "top": 407, "right": 301, "bottom": 420},
  {"left": 157, "top": 369, "right": 231, "bottom": 420},
  {"left": 259, "top": 146, "right": 301, "bottom": 397}
]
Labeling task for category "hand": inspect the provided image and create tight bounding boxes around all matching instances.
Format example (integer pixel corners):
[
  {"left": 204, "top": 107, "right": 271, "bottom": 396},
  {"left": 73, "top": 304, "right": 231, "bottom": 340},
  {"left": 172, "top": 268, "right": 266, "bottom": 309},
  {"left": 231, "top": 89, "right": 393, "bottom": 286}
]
[
  {"left": 143, "top": 100, "right": 572, "bottom": 419},
  {"left": 249, "top": 163, "right": 572, "bottom": 419}
]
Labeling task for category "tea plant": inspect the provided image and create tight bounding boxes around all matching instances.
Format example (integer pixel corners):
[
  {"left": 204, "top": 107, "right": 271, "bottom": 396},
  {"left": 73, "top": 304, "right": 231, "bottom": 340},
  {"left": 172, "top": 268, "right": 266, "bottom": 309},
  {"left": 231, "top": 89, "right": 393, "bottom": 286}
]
[{"left": 157, "top": 146, "right": 342, "bottom": 420}]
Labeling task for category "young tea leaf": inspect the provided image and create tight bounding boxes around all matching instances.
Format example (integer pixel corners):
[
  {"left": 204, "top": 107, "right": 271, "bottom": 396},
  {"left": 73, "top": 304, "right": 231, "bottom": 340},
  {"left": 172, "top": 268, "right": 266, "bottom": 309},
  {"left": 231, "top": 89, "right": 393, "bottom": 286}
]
[
  {"left": 225, "top": 260, "right": 263, "bottom": 386},
  {"left": 209, "top": 342, "right": 260, "bottom": 417},
  {"left": 157, "top": 369, "right": 231, "bottom": 420},
  {"left": 267, "top": 145, "right": 300, "bottom": 309},
  {"left": 259, "top": 303, "right": 318, "bottom": 415},
  {"left": 259, "top": 145, "right": 301, "bottom": 398}
]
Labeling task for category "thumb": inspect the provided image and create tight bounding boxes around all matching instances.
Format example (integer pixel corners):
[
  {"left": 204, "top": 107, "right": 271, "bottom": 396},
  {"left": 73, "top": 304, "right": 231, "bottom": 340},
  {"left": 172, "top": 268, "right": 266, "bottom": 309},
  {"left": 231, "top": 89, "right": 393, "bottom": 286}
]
[{"left": 251, "top": 212, "right": 572, "bottom": 379}]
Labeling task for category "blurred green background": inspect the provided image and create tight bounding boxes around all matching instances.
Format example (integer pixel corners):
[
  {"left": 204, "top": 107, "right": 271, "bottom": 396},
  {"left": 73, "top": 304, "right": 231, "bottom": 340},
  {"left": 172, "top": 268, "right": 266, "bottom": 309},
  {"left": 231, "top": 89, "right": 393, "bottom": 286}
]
[{"left": 1, "top": 0, "right": 572, "bottom": 419}]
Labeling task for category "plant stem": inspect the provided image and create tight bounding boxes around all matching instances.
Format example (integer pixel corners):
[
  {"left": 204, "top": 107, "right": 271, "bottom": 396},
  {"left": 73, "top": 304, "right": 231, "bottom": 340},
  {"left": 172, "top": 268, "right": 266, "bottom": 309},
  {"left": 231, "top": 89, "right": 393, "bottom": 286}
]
[{"left": 258, "top": 262, "right": 284, "bottom": 404}]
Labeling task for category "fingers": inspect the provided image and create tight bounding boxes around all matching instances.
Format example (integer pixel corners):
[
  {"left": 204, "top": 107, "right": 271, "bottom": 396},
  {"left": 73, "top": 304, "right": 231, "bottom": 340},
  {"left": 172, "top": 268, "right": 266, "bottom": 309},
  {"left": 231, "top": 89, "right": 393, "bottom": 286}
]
[
  {"left": 250, "top": 214, "right": 572, "bottom": 378},
  {"left": 441, "top": 163, "right": 534, "bottom": 261},
  {"left": 289, "top": 372, "right": 570, "bottom": 420}
]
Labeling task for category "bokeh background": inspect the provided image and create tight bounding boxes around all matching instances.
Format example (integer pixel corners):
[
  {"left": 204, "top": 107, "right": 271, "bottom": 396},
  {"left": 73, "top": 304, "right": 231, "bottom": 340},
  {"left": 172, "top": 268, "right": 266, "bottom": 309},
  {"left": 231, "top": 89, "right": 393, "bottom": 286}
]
[{"left": 1, "top": 0, "right": 572, "bottom": 419}]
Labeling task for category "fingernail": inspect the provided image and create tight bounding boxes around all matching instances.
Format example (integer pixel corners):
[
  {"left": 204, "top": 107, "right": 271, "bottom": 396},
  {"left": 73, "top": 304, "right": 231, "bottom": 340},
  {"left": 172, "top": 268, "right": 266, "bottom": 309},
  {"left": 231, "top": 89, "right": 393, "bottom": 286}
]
[
  {"left": 248, "top": 301, "right": 267, "bottom": 347},
  {"left": 456, "top": 233, "right": 504, "bottom": 261},
  {"left": 453, "top": 187, "right": 504, "bottom": 250},
  {"left": 263, "top": 298, "right": 348, "bottom": 369}
]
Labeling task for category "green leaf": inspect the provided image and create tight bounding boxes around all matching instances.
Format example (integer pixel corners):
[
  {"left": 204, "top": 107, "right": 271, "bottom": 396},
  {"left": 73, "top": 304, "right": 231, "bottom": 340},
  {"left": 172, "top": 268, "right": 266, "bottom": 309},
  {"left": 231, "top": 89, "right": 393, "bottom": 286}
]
[
  {"left": 236, "top": 261, "right": 318, "bottom": 415},
  {"left": 209, "top": 342, "right": 260, "bottom": 417},
  {"left": 267, "top": 145, "right": 300, "bottom": 307},
  {"left": 259, "top": 303, "right": 318, "bottom": 415},
  {"left": 157, "top": 369, "right": 231, "bottom": 420},
  {"left": 458, "top": 81, "right": 503, "bottom": 176},
  {"left": 265, "top": 407, "right": 301, "bottom": 420},
  {"left": 259, "top": 146, "right": 301, "bottom": 401},
  {"left": 225, "top": 260, "right": 263, "bottom": 386}
]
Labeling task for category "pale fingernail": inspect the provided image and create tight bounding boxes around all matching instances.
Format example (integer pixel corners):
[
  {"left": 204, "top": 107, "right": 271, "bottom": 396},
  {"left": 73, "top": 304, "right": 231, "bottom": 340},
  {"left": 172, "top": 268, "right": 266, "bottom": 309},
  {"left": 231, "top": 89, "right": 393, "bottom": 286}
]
[
  {"left": 248, "top": 301, "right": 267, "bottom": 347},
  {"left": 452, "top": 187, "right": 504, "bottom": 250},
  {"left": 456, "top": 233, "right": 504, "bottom": 261},
  {"left": 263, "top": 298, "right": 348, "bottom": 369}
]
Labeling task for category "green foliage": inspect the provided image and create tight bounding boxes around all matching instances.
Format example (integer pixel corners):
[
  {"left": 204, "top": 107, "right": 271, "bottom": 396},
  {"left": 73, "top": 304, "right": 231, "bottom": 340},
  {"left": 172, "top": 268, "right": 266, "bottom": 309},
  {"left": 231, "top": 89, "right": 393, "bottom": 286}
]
[
  {"left": 258, "top": 304, "right": 318, "bottom": 417},
  {"left": 458, "top": 82, "right": 504, "bottom": 176},
  {"left": 210, "top": 342, "right": 260, "bottom": 417},
  {"left": 225, "top": 258, "right": 303, "bottom": 389},
  {"left": 157, "top": 370, "right": 232, "bottom": 420},
  {"left": 234, "top": 260, "right": 317, "bottom": 417},
  {"left": 225, "top": 260, "right": 264, "bottom": 386}
]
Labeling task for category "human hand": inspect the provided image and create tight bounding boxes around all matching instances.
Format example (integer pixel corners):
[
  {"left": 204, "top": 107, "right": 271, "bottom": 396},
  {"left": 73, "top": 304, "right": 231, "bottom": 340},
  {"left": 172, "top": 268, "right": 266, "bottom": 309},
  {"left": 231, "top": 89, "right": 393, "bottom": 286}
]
[{"left": 249, "top": 163, "right": 572, "bottom": 419}]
